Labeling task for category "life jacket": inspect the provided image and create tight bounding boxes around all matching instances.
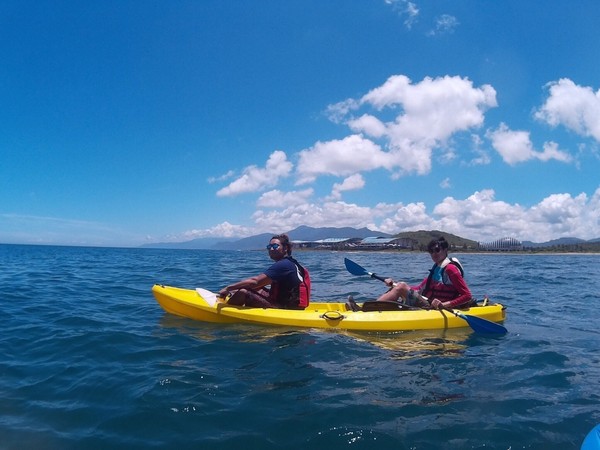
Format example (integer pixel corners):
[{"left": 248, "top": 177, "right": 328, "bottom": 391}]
[
  {"left": 288, "top": 256, "right": 311, "bottom": 308},
  {"left": 423, "top": 256, "right": 464, "bottom": 295}
]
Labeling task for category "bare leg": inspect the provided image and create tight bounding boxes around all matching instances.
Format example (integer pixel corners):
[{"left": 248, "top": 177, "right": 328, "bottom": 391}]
[
  {"left": 377, "top": 282, "right": 410, "bottom": 302},
  {"left": 377, "top": 282, "right": 430, "bottom": 308}
]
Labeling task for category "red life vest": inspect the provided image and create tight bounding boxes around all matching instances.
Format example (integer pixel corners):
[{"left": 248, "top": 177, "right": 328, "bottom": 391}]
[
  {"left": 289, "top": 256, "right": 311, "bottom": 308},
  {"left": 298, "top": 264, "right": 311, "bottom": 308}
]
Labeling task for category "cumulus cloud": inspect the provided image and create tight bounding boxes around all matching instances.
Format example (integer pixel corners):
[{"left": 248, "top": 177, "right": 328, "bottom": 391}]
[
  {"left": 296, "top": 135, "right": 392, "bottom": 184},
  {"left": 433, "top": 190, "right": 528, "bottom": 239},
  {"left": 347, "top": 114, "right": 387, "bottom": 138},
  {"left": 217, "top": 150, "right": 292, "bottom": 197},
  {"left": 429, "top": 189, "right": 600, "bottom": 242},
  {"left": 329, "top": 174, "right": 365, "bottom": 200},
  {"left": 535, "top": 78, "right": 600, "bottom": 142},
  {"left": 252, "top": 201, "right": 382, "bottom": 232},
  {"left": 203, "top": 74, "right": 600, "bottom": 244},
  {"left": 320, "top": 75, "right": 498, "bottom": 177},
  {"left": 368, "top": 75, "right": 493, "bottom": 169},
  {"left": 487, "top": 123, "right": 572, "bottom": 165},
  {"left": 217, "top": 74, "right": 501, "bottom": 200},
  {"left": 185, "top": 186, "right": 600, "bottom": 243},
  {"left": 377, "top": 201, "right": 432, "bottom": 233},
  {"left": 179, "top": 221, "right": 253, "bottom": 239},
  {"left": 257, "top": 188, "right": 314, "bottom": 208}
]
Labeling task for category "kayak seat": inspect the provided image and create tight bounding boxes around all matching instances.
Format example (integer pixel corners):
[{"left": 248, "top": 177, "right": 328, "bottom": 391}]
[{"left": 361, "top": 300, "right": 410, "bottom": 312}]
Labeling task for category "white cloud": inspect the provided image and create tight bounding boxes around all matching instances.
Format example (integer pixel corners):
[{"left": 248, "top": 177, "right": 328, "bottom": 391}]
[
  {"left": 467, "top": 134, "right": 491, "bottom": 166},
  {"left": 361, "top": 75, "right": 497, "bottom": 168},
  {"left": 296, "top": 134, "right": 392, "bottom": 184},
  {"left": 347, "top": 114, "right": 387, "bottom": 138},
  {"left": 487, "top": 123, "right": 572, "bottom": 165},
  {"left": 377, "top": 201, "right": 432, "bottom": 233},
  {"left": 427, "top": 14, "right": 459, "bottom": 36},
  {"left": 207, "top": 170, "right": 235, "bottom": 184},
  {"left": 179, "top": 221, "right": 253, "bottom": 239},
  {"left": 432, "top": 190, "right": 529, "bottom": 240},
  {"left": 257, "top": 188, "right": 314, "bottom": 208},
  {"left": 486, "top": 124, "right": 535, "bottom": 164},
  {"left": 180, "top": 185, "right": 600, "bottom": 243},
  {"left": 252, "top": 201, "right": 381, "bottom": 232},
  {"left": 325, "top": 98, "right": 359, "bottom": 124},
  {"left": 217, "top": 150, "right": 292, "bottom": 197},
  {"left": 385, "top": 0, "right": 419, "bottom": 29},
  {"left": 535, "top": 78, "right": 600, "bottom": 142},
  {"left": 537, "top": 142, "right": 573, "bottom": 163},
  {"left": 203, "top": 74, "right": 599, "bottom": 245},
  {"left": 329, "top": 174, "right": 365, "bottom": 200},
  {"left": 326, "top": 75, "right": 497, "bottom": 176},
  {"left": 429, "top": 189, "right": 600, "bottom": 242},
  {"left": 440, "top": 177, "right": 451, "bottom": 189}
]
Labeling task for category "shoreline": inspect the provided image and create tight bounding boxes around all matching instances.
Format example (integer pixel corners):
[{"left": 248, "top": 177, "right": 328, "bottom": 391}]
[{"left": 294, "top": 248, "right": 600, "bottom": 255}]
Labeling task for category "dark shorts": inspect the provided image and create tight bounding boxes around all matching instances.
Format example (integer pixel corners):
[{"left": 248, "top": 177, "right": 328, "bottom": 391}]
[
  {"left": 244, "top": 289, "right": 278, "bottom": 308},
  {"left": 243, "top": 289, "right": 304, "bottom": 309}
]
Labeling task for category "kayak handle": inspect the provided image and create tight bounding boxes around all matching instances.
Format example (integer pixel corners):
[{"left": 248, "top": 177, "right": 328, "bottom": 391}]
[{"left": 320, "top": 311, "right": 345, "bottom": 321}]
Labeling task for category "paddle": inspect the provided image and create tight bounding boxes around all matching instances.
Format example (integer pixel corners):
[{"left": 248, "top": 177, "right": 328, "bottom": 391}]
[
  {"left": 344, "top": 257, "right": 388, "bottom": 283},
  {"left": 196, "top": 288, "right": 219, "bottom": 307},
  {"left": 343, "top": 257, "right": 507, "bottom": 335}
]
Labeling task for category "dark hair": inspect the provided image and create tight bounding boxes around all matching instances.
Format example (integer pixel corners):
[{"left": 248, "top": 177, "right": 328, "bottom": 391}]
[
  {"left": 427, "top": 236, "right": 449, "bottom": 253},
  {"left": 271, "top": 234, "right": 292, "bottom": 256}
]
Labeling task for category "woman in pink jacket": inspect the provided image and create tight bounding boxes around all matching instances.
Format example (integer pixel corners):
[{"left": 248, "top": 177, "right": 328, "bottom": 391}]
[{"left": 375, "top": 237, "right": 473, "bottom": 310}]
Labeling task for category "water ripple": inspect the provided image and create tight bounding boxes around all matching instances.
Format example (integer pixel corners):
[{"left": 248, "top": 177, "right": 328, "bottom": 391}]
[{"left": 1, "top": 245, "right": 600, "bottom": 449}]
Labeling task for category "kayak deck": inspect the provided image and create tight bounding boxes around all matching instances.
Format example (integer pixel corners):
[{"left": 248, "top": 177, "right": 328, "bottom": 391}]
[{"left": 152, "top": 284, "right": 506, "bottom": 332}]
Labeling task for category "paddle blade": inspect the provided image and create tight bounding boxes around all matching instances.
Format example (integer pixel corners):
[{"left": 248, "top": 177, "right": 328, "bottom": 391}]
[
  {"left": 582, "top": 424, "right": 600, "bottom": 450},
  {"left": 196, "top": 288, "right": 218, "bottom": 307},
  {"left": 455, "top": 311, "right": 507, "bottom": 334},
  {"left": 344, "top": 258, "right": 369, "bottom": 276}
]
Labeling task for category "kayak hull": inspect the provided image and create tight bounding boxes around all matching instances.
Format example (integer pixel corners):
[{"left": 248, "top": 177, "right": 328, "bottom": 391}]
[{"left": 152, "top": 284, "right": 506, "bottom": 332}]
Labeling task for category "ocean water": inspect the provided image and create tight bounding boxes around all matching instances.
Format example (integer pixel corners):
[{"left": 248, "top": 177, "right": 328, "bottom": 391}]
[{"left": 1, "top": 244, "right": 599, "bottom": 450}]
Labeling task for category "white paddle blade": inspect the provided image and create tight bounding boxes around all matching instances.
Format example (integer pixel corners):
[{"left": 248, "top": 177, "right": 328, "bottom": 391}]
[{"left": 196, "top": 288, "right": 218, "bottom": 307}]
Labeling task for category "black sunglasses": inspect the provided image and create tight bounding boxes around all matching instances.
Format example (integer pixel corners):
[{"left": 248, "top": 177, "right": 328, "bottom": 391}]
[
  {"left": 266, "top": 243, "right": 281, "bottom": 250},
  {"left": 428, "top": 246, "right": 442, "bottom": 254}
]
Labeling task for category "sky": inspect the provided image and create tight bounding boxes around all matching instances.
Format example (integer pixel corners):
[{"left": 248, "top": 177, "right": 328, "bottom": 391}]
[{"left": 1, "top": 0, "right": 599, "bottom": 247}]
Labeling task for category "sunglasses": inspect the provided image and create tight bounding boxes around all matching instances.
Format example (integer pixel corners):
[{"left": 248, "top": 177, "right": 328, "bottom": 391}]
[
  {"left": 428, "top": 246, "right": 442, "bottom": 254},
  {"left": 266, "top": 243, "right": 281, "bottom": 250}
]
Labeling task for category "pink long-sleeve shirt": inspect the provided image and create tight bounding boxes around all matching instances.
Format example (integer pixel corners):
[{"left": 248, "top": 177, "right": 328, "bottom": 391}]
[{"left": 413, "top": 262, "right": 472, "bottom": 309}]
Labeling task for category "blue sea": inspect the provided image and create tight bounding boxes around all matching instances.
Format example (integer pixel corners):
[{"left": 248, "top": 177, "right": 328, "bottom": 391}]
[{"left": 1, "top": 244, "right": 599, "bottom": 449}]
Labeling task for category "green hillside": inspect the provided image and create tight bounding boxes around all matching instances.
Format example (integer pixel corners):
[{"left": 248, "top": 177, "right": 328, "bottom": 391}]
[{"left": 393, "top": 230, "right": 479, "bottom": 251}]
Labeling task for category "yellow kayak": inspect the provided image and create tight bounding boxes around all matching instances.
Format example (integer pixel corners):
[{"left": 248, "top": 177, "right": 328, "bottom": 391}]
[{"left": 152, "top": 284, "right": 507, "bottom": 332}]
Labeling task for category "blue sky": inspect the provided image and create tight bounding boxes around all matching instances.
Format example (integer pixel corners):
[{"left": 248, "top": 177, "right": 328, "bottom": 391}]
[{"left": 1, "top": 0, "right": 599, "bottom": 247}]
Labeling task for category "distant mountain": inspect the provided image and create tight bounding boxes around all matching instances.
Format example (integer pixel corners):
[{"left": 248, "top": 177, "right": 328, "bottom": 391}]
[
  {"left": 140, "top": 227, "right": 600, "bottom": 251},
  {"left": 140, "top": 236, "right": 237, "bottom": 250},
  {"left": 392, "top": 229, "right": 479, "bottom": 249},
  {"left": 290, "top": 225, "right": 391, "bottom": 240},
  {"left": 211, "top": 233, "right": 274, "bottom": 251},
  {"left": 522, "top": 237, "right": 586, "bottom": 248},
  {"left": 212, "top": 226, "right": 391, "bottom": 251},
  {"left": 140, "top": 226, "right": 391, "bottom": 250}
]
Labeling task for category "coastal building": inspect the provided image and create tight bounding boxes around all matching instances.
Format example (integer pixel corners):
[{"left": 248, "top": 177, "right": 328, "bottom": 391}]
[
  {"left": 293, "top": 236, "right": 415, "bottom": 250},
  {"left": 478, "top": 237, "right": 523, "bottom": 251},
  {"left": 359, "top": 236, "right": 415, "bottom": 249}
]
